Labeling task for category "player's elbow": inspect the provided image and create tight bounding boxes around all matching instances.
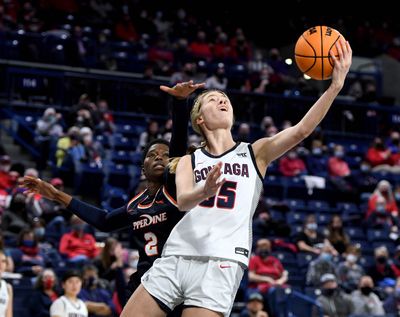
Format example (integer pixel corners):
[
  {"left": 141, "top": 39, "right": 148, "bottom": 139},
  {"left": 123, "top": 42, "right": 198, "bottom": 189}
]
[{"left": 296, "top": 124, "right": 312, "bottom": 140}]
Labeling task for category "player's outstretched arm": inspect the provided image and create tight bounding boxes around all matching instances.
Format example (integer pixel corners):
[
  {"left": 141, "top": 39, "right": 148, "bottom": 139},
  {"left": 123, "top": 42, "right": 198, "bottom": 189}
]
[
  {"left": 20, "top": 176, "right": 130, "bottom": 232},
  {"left": 175, "top": 156, "right": 225, "bottom": 211},
  {"left": 252, "top": 39, "right": 352, "bottom": 176},
  {"left": 160, "top": 80, "right": 205, "bottom": 158}
]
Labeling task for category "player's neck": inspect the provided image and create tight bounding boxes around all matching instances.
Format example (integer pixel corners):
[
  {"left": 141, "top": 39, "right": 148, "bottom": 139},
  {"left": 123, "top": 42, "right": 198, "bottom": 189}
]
[
  {"left": 204, "top": 129, "right": 235, "bottom": 156},
  {"left": 65, "top": 294, "right": 78, "bottom": 302},
  {"left": 146, "top": 182, "right": 162, "bottom": 197}
]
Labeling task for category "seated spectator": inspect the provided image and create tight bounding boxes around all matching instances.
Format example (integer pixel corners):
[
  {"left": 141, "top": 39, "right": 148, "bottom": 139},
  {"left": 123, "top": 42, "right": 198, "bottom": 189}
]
[
  {"left": 28, "top": 268, "right": 59, "bottom": 317},
  {"left": 316, "top": 273, "right": 354, "bottom": 317},
  {"left": 94, "top": 100, "right": 115, "bottom": 135},
  {"left": 392, "top": 246, "right": 400, "bottom": 277},
  {"left": 36, "top": 178, "right": 66, "bottom": 223},
  {"left": 384, "top": 277, "right": 400, "bottom": 314},
  {"left": 240, "top": 292, "right": 268, "bottom": 317},
  {"left": 114, "top": 14, "right": 138, "bottom": 42},
  {"left": 0, "top": 234, "right": 14, "bottom": 272},
  {"left": 253, "top": 210, "right": 291, "bottom": 240},
  {"left": 325, "top": 214, "right": 350, "bottom": 255},
  {"left": 351, "top": 275, "right": 385, "bottom": 316},
  {"left": 170, "top": 62, "right": 196, "bottom": 85},
  {"left": 55, "top": 127, "right": 80, "bottom": 167},
  {"left": 236, "top": 123, "right": 251, "bottom": 143},
  {"left": 59, "top": 215, "right": 99, "bottom": 264},
  {"left": 205, "top": 63, "right": 228, "bottom": 90},
  {"left": 279, "top": 148, "right": 307, "bottom": 177},
  {"left": 189, "top": 30, "right": 212, "bottom": 61},
  {"left": 248, "top": 238, "right": 288, "bottom": 294},
  {"left": 16, "top": 227, "right": 45, "bottom": 277},
  {"left": 306, "top": 245, "right": 337, "bottom": 286},
  {"left": 50, "top": 270, "right": 88, "bottom": 317},
  {"left": 136, "top": 120, "right": 161, "bottom": 151},
  {"left": 366, "top": 137, "right": 393, "bottom": 172},
  {"left": 306, "top": 140, "right": 328, "bottom": 177},
  {"left": 365, "top": 195, "right": 399, "bottom": 229},
  {"left": 79, "top": 264, "right": 116, "bottom": 317},
  {"left": 367, "top": 180, "right": 399, "bottom": 218},
  {"left": 35, "top": 107, "right": 63, "bottom": 139},
  {"left": 93, "top": 237, "right": 124, "bottom": 282},
  {"left": 1, "top": 192, "right": 31, "bottom": 241},
  {"left": 0, "top": 155, "right": 13, "bottom": 191},
  {"left": 367, "top": 245, "right": 395, "bottom": 285},
  {"left": 296, "top": 215, "right": 334, "bottom": 255},
  {"left": 328, "top": 145, "right": 355, "bottom": 193},
  {"left": 352, "top": 160, "right": 378, "bottom": 193},
  {"left": 336, "top": 245, "right": 364, "bottom": 292}
]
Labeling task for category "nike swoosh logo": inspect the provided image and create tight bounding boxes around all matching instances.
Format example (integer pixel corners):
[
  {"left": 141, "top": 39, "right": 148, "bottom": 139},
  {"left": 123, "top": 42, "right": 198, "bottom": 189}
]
[
  {"left": 155, "top": 200, "right": 164, "bottom": 204},
  {"left": 220, "top": 265, "right": 231, "bottom": 269},
  {"left": 196, "top": 161, "right": 206, "bottom": 165}
]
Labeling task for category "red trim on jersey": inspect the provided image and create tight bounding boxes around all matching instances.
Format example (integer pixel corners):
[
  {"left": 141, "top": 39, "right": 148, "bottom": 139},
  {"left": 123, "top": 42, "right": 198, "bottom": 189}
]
[
  {"left": 138, "top": 187, "right": 161, "bottom": 209},
  {"left": 127, "top": 189, "right": 147, "bottom": 207},
  {"left": 162, "top": 186, "right": 178, "bottom": 207}
]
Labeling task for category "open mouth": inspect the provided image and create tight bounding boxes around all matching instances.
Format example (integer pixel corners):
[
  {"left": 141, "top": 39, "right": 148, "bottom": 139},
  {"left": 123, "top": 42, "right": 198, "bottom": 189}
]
[
  {"left": 219, "top": 106, "right": 228, "bottom": 112},
  {"left": 153, "top": 163, "right": 165, "bottom": 169}
]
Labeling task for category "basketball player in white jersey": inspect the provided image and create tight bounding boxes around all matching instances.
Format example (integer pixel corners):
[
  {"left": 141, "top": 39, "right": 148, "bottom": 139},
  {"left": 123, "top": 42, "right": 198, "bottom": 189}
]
[
  {"left": 0, "top": 250, "right": 12, "bottom": 317},
  {"left": 50, "top": 270, "right": 88, "bottom": 317},
  {"left": 121, "top": 39, "right": 352, "bottom": 317}
]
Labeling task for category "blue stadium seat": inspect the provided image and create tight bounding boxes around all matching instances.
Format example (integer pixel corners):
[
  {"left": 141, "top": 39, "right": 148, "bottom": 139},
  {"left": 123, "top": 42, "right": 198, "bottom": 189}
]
[
  {"left": 346, "top": 227, "right": 365, "bottom": 240},
  {"left": 367, "top": 229, "right": 390, "bottom": 242},
  {"left": 337, "top": 202, "right": 360, "bottom": 213},
  {"left": 111, "top": 150, "right": 132, "bottom": 165},
  {"left": 287, "top": 211, "right": 307, "bottom": 225},
  {"left": 297, "top": 253, "right": 317, "bottom": 268},
  {"left": 316, "top": 213, "right": 331, "bottom": 226},
  {"left": 285, "top": 199, "right": 306, "bottom": 210},
  {"left": 308, "top": 200, "right": 330, "bottom": 211},
  {"left": 106, "top": 163, "right": 131, "bottom": 189}
]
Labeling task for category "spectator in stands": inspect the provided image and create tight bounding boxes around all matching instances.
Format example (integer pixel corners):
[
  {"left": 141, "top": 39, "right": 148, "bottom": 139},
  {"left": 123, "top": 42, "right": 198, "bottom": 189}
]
[
  {"left": 366, "top": 137, "right": 393, "bottom": 172},
  {"left": 205, "top": 63, "right": 228, "bottom": 90},
  {"left": 391, "top": 246, "right": 400, "bottom": 277},
  {"left": 79, "top": 264, "right": 116, "bottom": 317},
  {"left": 55, "top": 126, "right": 80, "bottom": 167},
  {"left": 253, "top": 208, "right": 291, "bottom": 240},
  {"left": 316, "top": 273, "right": 354, "bottom": 317},
  {"left": 36, "top": 108, "right": 63, "bottom": 139},
  {"left": 240, "top": 292, "right": 268, "bottom": 317},
  {"left": 0, "top": 155, "right": 12, "bottom": 191},
  {"left": 327, "top": 145, "right": 355, "bottom": 193},
  {"left": 189, "top": 30, "right": 212, "bottom": 61},
  {"left": 59, "top": 215, "right": 99, "bottom": 264},
  {"left": 326, "top": 214, "right": 350, "bottom": 255},
  {"left": 0, "top": 249, "right": 12, "bottom": 317},
  {"left": 16, "top": 227, "right": 45, "bottom": 277},
  {"left": 0, "top": 233, "right": 14, "bottom": 272},
  {"left": 336, "top": 245, "right": 364, "bottom": 292},
  {"left": 353, "top": 160, "right": 378, "bottom": 193},
  {"left": 386, "top": 131, "right": 400, "bottom": 153},
  {"left": 50, "top": 269, "right": 88, "bottom": 317},
  {"left": 161, "top": 119, "right": 173, "bottom": 142},
  {"left": 114, "top": 14, "right": 138, "bottom": 42},
  {"left": 28, "top": 268, "right": 59, "bottom": 317},
  {"left": 137, "top": 120, "right": 161, "bottom": 151},
  {"left": 248, "top": 238, "right": 288, "bottom": 294},
  {"left": 383, "top": 276, "right": 400, "bottom": 314},
  {"left": 236, "top": 123, "right": 251, "bottom": 143},
  {"left": 93, "top": 237, "right": 124, "bottom": 282},
  {"left": 170, "top": 62, "right": 197, "bottom": 85},
  {"left": 367, "top": 245, "right": 395, "bottom": 285},
  {"left": 213, "top": 32, "right": 233, "bottom": 63},
  {"left": 80, "top": 127, "right": 104, "bottom": 167},
  {"left": 36, "top": 178, "right": 66, "bottom": 223},
  {"left": 231, "top": 28, "right": 251, "bottom": 62},
  {"left": 306, "top": 244, "right": 337, "bottom": 286},
  {"left": 351, "top": 275, "right": 384, "bottom": 315},
  {"left": 66, "top": 25, "right": 90, "bottom": 67},
  {"left": 278, "top": 148, "right": 307, "bottom": 177},
  {"left": 95, "top": 100, "right": 115, "bottom": 135},
  {"left": 366, "top": 195, "right": 399, "bottom": 229},
  {"left": 367, "top": 180, "right": 398, "bottom": 218},
  {"left": 253, "top": 66, "right": 273, "bottom": 94},
  {"left": 296, "top": 215, "right": 334, "bottom": 255}
]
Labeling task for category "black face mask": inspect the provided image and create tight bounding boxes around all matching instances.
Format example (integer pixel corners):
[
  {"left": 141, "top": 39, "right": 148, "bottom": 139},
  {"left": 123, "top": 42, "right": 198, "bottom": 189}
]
[
  {"left": 360, "top": 286, "right": 373, "bottom": 296},
  {"left": 376, "top": 256, "right": 387, "bottom": 264},
  {"left": 258, "top": 250, "right": 270, "bottom": 259},
  {"left": 85, "top": 276, "right": 97, "bottom": 289},
  {"left": 322, "top": 288, "right": 336, "bottom": 297}
]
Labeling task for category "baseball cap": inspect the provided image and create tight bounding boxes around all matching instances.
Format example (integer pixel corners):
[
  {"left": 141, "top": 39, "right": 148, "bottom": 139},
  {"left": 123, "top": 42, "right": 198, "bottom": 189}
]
[
  {"left": 248, "top": 292, "right": 263, "bottom": 302},
  {"left": 50, "top": 178, "right": 64, "bottom": 186},
  {"left": 320, "top": 273, "right": 336, "bottom": 284},
  {"left": 0, "top": 155, "right": 11, "bottom": 164}
]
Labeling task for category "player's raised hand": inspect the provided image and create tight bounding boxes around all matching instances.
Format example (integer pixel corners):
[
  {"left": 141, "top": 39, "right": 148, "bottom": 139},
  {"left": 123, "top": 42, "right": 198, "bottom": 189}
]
[
  {"left": 203, "top": 162, "right": 225, "bottom": 198},
  {"left": 330, "top": 39, "right": 352, "bottom": 91},
  {"left": 160, "top": 80, "right": 205, "bottom": 99},
  {"left": 20, "top": 176, "right": 58, "bottom": 200}
]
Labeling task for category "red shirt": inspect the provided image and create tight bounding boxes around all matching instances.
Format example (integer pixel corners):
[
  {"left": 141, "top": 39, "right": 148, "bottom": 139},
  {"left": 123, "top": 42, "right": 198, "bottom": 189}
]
[
  {"left": 59, "top": 231, "right": 99, "bottom": 259},
  {"left": 249, "top": 255, "right": 284, "bottom": 293},
  {"left": 366, "top": 193, "right": 398, "bottom": 218},
  {"left": 366, "top": 148, "right": 391, "bottom": 166},
  {"left": 279, "top": 157, "right": 306, "bottom": 177},
  {"left": 328, "top": 157, "right": 350, "bottom": 177}
]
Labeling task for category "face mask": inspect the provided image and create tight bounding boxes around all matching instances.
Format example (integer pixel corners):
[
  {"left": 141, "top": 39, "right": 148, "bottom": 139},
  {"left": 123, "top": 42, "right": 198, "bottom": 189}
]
[
  {"left": 375, "top": 143, "right": 384, "bottom": 149},
  {"left": 376, "top": 205, "right": 386, "bottom": 214},
  {"left": 130, "top": 259, "right": 139, "bottom": 269},
  {"left": 346, "top": 254, "right": 357, "bottom": 264},
  {"left": 360, "top": 286, "right": 373, "bottom": 296},
  {"left": 85, "top": 276, "right": 97, "bottom": 288},
  {"left": 72, "top": 224, "right": 85, "bottom": 232},
  {"left": 376, "top": 256, "right": 387, "bottom": 264},
  {"left": 34, "top": 228, "right": 45, "bottom": 238},
  {"left": 334, "top": 151, "right": 344, "bottom": 158},
  {"left": 322, "top": 288, "right": 336, "bottom": 297},
  {"left": 44, "top": 279, "right": 55, "bottom": 290},
  {"left": 312, "top": 148, "right": 322, "bottom": 156},
  {"left": 288, "top": 152, "right": 297, "bottom": 159},
  {"left": 320, "top": 253, "right": 332, "bottom": 262},
  {"left": 22, "top": 240, "right": 35, "bottom": 247},
  {"left": 306, "top": 223, "right": 318, "bottom": 231},
  {"left": 258, "top": 250, "right": 270, "bottom": 259},
  {"left": 360, "top": 165, "right": 370, "bottom": 172}
]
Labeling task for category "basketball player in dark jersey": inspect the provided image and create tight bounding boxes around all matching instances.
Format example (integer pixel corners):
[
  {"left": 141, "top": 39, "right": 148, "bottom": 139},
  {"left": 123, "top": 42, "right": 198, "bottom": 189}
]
[{"left": 21, "top": 81, "right": 205, "bottom": 311}]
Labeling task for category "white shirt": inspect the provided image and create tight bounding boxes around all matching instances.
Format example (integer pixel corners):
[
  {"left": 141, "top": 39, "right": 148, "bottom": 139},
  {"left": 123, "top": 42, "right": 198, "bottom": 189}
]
[
  {"left": 50, "top": 295, "right": 88, "bottom": 317},
  {"left": 0, "top": 280, "right": 9, "bottom": 317},
  {"left": 163, "top": 142, "right": 263, "bottom": 267}
]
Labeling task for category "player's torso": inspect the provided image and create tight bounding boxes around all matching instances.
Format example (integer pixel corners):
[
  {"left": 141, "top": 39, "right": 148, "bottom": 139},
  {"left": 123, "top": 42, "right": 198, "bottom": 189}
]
[
  {"left": 126, "top": 186, "right": 184, "bottom": 268},
  {"left": 0, "top": 280, "right": 8, "bottom": 316}
]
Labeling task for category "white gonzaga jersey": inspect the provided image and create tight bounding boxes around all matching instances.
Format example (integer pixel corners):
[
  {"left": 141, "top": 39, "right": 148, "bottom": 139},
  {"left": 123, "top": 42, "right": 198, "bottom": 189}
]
[
  {"left": 163, "top": 142, "right": 263, "bottom": 267},
  {"left": 0, "top": 280, "right": 9, "bottom": 317},
  {"left": 50, "top": 296, "right": 88, "bottom": 317}
]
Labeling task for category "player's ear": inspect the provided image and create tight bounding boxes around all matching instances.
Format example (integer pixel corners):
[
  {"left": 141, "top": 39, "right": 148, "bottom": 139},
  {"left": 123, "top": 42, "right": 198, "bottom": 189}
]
[{"left": 196, "top": 115, "right": 204, "bottom": 126}]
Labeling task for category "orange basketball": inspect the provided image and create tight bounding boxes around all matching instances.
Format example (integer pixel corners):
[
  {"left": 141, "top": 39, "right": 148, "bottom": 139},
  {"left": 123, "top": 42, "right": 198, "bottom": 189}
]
[{"left": 295, "top": 26, "right": 344, "bottom": 80}]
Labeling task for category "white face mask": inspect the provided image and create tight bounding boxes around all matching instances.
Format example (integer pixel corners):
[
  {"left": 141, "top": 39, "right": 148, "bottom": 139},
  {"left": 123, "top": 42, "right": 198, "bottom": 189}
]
[
  {"left": 130, "top": 259, "right": 139, "bottom": 269},
  {"left": 346, "top": 254, "right": 357, "bottom": 264}
]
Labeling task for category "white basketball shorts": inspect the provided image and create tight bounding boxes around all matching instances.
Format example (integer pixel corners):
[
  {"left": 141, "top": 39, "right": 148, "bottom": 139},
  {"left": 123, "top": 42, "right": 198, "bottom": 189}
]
[{"left": 141, "top": 255, "right": 244, "bottom": 317}]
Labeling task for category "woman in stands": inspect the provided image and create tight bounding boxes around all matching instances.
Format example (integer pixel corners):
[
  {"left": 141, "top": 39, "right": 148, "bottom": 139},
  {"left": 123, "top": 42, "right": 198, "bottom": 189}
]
[
  {"left": 0, "top": 250, "right": 12, "bottom": 317},
  {"left": 21, "top": 81, "right": 204, "bottom": 306},
  {"left": 119, "top": 39, "right": 352, "bottom": 317}
]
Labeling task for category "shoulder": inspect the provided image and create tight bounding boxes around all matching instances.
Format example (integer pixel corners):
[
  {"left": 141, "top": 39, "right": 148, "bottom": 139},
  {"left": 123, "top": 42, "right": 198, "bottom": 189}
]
[{"left": 50, "top": 297, "right": 65, "bottom": 313}]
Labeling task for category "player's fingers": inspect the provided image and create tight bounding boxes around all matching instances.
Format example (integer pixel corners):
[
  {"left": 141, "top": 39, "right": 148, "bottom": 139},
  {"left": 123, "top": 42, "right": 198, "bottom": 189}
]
[
  {"left": 216, "top": 178, "right": 226, "bottom": 188},
  {"left": 346, "top": 41, "right": 352, "bottom": 54},
  {"left": 160, "top": 85, "right": 173, "bottom": 93},
  {"left": 336, "top": 39, "right": 344, "bottom": 61}
]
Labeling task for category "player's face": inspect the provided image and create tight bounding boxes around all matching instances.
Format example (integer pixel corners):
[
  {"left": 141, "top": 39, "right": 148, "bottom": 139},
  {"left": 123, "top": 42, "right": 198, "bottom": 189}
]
[
  {"left": 143, "top": 143, "right": 169, "bottom": 181},
  {"left": 63, "top": 277, "right": 82, "bottom": 297},
  {"left": 197, "top": 91, "right": 233, "bottom": 132}
]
